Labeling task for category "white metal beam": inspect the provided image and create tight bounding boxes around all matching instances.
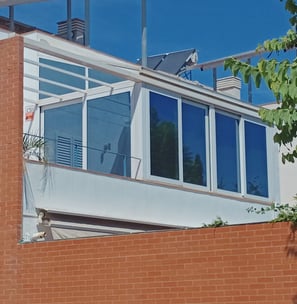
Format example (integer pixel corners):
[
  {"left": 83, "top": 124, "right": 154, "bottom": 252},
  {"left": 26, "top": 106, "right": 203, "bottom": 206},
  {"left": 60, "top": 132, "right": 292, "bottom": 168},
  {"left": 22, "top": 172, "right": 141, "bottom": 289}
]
[{"left": 0, "top": 0, "right": 47, "bottom": 7}]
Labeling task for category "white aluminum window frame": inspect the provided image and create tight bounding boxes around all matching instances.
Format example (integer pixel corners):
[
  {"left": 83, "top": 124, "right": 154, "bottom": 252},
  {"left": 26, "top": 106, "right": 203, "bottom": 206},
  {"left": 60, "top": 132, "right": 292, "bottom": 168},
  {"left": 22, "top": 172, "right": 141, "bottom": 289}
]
[
  {"left": 41, "top": 82, "right": 135, "bottom": 173},
  {"left": 146, "top": 87, "right": 275, "bottom": 202},
  {"left": 146, "top": 88, "right": 211, "bottom": 192}
]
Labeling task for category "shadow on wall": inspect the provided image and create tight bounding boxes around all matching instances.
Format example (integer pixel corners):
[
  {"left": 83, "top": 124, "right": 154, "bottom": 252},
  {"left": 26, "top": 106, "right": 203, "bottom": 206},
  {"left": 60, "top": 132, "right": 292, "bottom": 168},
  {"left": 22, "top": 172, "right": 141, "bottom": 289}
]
[
  {"left": 288, "top": 224, "right": 297, "bottom": 304},
  {"left": 286, "top": 224, "right": 297, "bottom": 258}
]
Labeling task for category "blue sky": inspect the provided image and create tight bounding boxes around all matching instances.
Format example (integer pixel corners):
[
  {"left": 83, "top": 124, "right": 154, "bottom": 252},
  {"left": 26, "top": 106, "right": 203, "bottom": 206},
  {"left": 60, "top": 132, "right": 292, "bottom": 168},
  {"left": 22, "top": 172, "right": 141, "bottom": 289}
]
[
  {"left": 0, "top": 0, "right": 293, "bottom": 103},
  {"left": 0, "top": 0, "right": 292, "bottom": 62}
]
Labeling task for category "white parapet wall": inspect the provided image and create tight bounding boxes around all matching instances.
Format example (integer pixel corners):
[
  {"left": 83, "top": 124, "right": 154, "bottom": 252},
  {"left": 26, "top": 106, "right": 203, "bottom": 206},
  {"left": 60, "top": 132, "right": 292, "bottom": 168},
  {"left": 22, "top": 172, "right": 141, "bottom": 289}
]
[{"left": 23, "top": 161, "right": 274, "bottom": 239}]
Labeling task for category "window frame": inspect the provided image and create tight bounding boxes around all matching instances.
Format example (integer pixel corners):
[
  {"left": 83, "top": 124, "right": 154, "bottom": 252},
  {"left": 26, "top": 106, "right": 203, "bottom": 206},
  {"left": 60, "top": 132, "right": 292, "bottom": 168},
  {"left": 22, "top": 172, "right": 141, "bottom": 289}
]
[
  {"left": 147, "top": 89, "right": 210, "bottom": 190},
  {"left": 213, "top": 109, "right": 241, "bottom": 196},
  {"left": 181, "top": 99, "right": 209, "bottom": 189},
  {"left": 146, "top": 88, "right": 272, "bottom": 201},
  {"left": 242, "top": 117, "right": 270, "bottom": 199},
  {"left": 41, "top": 83, "right": 134, "bottom": 174}
]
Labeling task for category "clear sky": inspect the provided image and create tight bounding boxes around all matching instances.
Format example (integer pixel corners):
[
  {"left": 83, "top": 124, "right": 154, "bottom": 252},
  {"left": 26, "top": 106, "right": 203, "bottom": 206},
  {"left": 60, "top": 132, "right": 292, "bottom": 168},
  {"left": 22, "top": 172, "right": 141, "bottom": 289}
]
[
  {"left": 0, "top": 0, "right": 292, "bottom": 62},
  {"left": 0, "top": 0, "right": 293, "bottom": 103}
]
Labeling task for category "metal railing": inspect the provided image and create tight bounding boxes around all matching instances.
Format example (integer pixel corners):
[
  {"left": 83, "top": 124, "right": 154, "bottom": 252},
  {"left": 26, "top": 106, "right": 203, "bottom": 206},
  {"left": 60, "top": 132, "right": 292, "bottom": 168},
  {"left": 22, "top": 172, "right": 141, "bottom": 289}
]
[
  {"left": 184, "top": 48, "right": 296, "bottom": 105},
  {"left": 23, "top": 133, "right": 141, "bottom": 179}
]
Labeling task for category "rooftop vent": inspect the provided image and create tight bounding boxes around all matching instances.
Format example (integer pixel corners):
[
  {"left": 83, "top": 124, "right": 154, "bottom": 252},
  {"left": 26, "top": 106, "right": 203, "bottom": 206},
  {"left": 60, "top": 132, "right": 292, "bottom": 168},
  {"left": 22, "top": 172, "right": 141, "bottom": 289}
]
[
  {"left": 217, "top": 76, "right": 241, "bottom": 99},
  {"left": 57, "top": 18, "right": 85, "bottom": 45}
]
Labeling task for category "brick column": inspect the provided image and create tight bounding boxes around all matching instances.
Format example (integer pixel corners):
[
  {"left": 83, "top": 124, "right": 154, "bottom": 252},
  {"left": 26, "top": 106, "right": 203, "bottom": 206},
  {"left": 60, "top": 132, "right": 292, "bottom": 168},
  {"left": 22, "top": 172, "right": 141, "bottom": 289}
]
[{"left": 0, "top": 36, "right": 24, "bottom": 303}]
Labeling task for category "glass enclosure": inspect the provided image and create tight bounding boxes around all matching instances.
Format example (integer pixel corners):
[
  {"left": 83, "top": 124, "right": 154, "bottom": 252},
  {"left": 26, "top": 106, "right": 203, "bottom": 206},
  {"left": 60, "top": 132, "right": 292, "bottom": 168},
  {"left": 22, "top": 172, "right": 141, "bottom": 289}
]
[
  {"left": 41, "top": 61, "right": 270, "bottom": 198},
  {"left": 148, "top": 91, "right": 269, "bottom": 198}
]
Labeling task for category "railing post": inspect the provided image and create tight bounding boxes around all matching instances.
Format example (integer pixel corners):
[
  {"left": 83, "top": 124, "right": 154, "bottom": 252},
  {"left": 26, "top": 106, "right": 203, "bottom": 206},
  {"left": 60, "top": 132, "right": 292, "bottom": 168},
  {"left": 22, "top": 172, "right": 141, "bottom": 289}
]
[
  {"left": 212, "top": 67, "right": 217, "bottom": 91},
  {"left": 84, "top": 0, "right": 90, "bottom": 46},
  {"left": 141, "top": 0, "right": 147, "bottom": 67},
  {"left": 123, "top": 155, "right": 127, "bottom": 177},
  {"left": 247, "top": 58, "right": 253, "bottom": 104},
  {"left": 9, "top": 6, "right": 15, "bottom": 32},
  {"left": 67, "top": 0, "right": 72, "bottom": 41}
]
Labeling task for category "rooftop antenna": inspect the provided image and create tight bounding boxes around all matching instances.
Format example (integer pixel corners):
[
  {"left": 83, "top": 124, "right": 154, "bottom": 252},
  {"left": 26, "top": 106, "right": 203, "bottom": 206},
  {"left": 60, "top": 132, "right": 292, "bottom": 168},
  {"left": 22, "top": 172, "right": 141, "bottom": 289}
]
[{"left": 141, "top": 0, "right": 147, "bottom": 67}]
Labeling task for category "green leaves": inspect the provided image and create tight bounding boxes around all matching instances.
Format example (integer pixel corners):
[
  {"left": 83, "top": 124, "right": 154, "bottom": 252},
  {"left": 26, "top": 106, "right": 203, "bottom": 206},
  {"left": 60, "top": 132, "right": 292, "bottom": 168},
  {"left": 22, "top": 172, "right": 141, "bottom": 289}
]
[
  {"left": 224, "top": 1, "right": 297, "bottom": 164},
  {"left": 202, "top": 216, "right": 228, "bottom": 228},
  {"left": 248, "top": 202, "right": 297, "bottom": 226},
  {"left": 282, "top": 0, "right": 297, "bottom": 26}
]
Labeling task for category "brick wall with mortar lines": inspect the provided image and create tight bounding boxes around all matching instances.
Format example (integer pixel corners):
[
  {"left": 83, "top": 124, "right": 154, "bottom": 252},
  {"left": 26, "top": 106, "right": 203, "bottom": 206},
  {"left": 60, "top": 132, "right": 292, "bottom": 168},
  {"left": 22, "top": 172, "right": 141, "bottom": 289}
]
[
  {"left": 0, "top": 36, "right": 297, "bottom": 304},
  {"left": 0, "top": 36, "right": 23, "bottom": 303},
  {"left": 16, "top": 222, "right": 297, "bottom": 304}
]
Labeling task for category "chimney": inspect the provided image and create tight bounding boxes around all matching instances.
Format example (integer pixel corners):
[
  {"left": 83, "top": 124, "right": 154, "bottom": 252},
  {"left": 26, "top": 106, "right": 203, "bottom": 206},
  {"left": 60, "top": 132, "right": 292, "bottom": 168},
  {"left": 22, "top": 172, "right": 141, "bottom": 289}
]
[
  {"left": 216, "top": 76, "right": 241, "bottom": 99},
  {"left": 57, "top": 18, "right": 85, "bottom": 45}
]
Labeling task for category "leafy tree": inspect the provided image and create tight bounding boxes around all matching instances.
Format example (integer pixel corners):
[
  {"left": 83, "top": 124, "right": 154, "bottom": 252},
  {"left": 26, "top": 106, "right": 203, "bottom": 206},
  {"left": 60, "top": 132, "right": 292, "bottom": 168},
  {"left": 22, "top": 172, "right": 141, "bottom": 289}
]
[{"left": 224, "top": 0, "right": 297, "bottom": 164}]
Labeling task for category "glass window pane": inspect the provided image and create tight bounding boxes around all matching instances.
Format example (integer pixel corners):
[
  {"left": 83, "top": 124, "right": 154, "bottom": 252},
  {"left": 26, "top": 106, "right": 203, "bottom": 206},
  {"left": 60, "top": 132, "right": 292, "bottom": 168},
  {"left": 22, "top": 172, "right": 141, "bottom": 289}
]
[
  {"left": 245, "top": 121, "right": 268, "bottom": 197},
  {"left": 150, "top": 92, "right": 179, "bottom": 179},
  {"left": 44, "top": 103, "right": 82, "bottom": 168},
  {"left": 216, "top": 113, "right": 240, "bottom": 192},
  {"left": 39, "top": 58, "right": 85, "bottom": 98},
  {"left": 87, "top": 92, "right": 131, "bottom": 177},
  {"left": 182, "top": 102, "right": 207, "bottom": 186},
  {"left": 88, "top": 69, "right": 124, "bottom": 88}
]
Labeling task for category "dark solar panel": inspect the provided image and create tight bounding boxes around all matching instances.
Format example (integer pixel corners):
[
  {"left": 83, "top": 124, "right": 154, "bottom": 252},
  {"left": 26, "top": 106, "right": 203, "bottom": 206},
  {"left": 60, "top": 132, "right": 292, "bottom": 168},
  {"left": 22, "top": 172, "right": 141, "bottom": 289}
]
[{"left": 138, "top": 49, "right": 197, "bottom": 75}]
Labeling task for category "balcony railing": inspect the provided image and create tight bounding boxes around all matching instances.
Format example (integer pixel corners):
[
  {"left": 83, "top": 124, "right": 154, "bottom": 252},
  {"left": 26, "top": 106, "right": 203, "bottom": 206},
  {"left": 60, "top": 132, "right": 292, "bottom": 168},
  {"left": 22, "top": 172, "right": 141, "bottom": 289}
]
[{"left": 23, "top": 133, "right": 141, "bottom": 179}]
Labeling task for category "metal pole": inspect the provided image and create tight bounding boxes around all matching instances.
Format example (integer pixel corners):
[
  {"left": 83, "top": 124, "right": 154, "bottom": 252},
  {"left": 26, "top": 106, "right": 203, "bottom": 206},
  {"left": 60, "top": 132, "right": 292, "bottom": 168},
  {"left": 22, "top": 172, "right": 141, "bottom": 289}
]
[
  {"left": 212, "top": 68, "right": 217, "bottom": 91},
  {"left": 9, "top": 6, "right": 15, "bottom": 32},
  {"left": 247, "top": 58, "right": 253, "bottom": 103},
  {"left": 85, "top": 0, "right": 90, "bottom": 46},
  {"left": 67, "top": 0, "right": 72, "bottom": 41},
  {"left": 141, "top": 0, "right": 147, "bottom": 67}
]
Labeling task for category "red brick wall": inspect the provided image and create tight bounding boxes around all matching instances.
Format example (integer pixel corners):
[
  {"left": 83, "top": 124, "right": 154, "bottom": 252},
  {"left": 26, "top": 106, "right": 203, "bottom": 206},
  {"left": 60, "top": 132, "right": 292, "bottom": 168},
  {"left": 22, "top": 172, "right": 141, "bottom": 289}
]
[
  {"left": 0, "top": 36, "right": 23, "bottom": 303},
  {"left": 15, "top": 222, "right": 297, "bottom": 304},
  {"left": 0, "top": 36, "right": 297, "bottom": 304}
]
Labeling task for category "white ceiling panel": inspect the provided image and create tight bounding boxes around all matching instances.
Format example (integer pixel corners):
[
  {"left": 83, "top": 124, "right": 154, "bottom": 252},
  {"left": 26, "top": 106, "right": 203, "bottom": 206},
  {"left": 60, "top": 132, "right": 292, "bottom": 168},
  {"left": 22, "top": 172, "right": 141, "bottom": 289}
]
[{"left": 0, "top": 0, "right": 47, "bottom": 7}]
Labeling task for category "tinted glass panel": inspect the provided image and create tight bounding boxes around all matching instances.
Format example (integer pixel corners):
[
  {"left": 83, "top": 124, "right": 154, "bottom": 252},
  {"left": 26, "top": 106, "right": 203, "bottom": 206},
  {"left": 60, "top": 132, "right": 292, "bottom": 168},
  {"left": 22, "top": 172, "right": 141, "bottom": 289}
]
[
  {"left": 182, "top": 103, "right": 207, "bottom": 186},
  {"left": 88, "top": 69, "right": 124, "bottom": 88},
  {"left": 40, "top": 58, "right": 85, "bottom": 98},
  {"left": 245, "top": 121, "right": 268, "bottom": 197},
  {"left": 216, "top": 113, "right": 240, "bottom": 192},
  {"left": 150, "top": 92, "right": 179, "bottom": 179},
  {"left": 87, "top": 92, "right": 131, "bottom": 176},
  {"left": 44, "top": 103, "right": 82, "bottom": 168}
]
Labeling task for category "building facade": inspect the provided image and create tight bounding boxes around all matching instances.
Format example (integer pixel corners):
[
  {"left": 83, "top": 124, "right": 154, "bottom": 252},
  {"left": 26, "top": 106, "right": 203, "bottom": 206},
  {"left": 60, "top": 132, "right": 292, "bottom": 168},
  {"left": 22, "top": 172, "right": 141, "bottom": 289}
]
[
  {"left": 0, "top": 23, "right": 291, "bottom": 239},
  {"left": 0, "top": 10, "right": 296, "bottom": 304}
]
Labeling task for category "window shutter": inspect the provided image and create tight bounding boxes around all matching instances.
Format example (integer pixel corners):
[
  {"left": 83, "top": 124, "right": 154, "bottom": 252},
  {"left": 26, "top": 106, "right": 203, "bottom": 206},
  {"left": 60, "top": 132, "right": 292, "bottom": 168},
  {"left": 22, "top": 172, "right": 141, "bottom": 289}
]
[{"left": 56, "top": 135, "right": 82, "bottom": 168}]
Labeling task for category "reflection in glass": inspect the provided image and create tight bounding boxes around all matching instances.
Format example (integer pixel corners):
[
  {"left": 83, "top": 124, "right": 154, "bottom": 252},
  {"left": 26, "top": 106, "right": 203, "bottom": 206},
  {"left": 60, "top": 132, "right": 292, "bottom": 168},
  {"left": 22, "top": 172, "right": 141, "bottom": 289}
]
[
  {"left": 150, "top": 92, "right": 179, "bottom": 179},
  {"left": 87, "top": 92, "right": 131, "bottom": 176},
  {"left": 216, "top": 113, "right": 240, "bottom": 192},
  {"left": 182, "top": 103, "right": 206, "bottom": 186},
  {"left": 44, "top": 103, "right": 82, "bottom": 168},
  {"left": 245, "top": 121, "right": 268, "bottom": 197}
]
